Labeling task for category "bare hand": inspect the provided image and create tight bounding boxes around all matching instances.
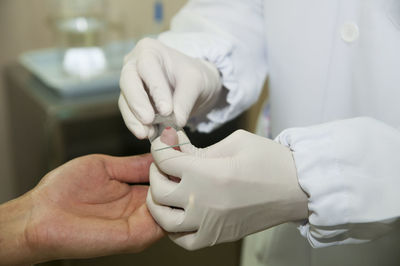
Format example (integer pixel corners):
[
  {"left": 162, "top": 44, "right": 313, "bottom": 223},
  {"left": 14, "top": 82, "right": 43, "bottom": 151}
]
[{"left": 1, "top": 154, "right": 164, "bottom": 265}]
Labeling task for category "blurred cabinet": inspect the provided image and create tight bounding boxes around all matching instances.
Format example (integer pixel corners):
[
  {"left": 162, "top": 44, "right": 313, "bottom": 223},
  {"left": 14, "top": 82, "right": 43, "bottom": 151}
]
[{"left": 4, "top": 64, "right": 242, "bottom": 266}]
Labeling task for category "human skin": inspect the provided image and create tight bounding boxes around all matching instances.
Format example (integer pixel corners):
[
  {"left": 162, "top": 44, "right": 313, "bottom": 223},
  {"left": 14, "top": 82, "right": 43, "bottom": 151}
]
[
  {"left": 160, "top": 127, "right": 181, "bottom": 183},
  {"left": 0, "top": 154, "right": 164, "bottom": 266},
  {"left": 160, "top": 127, "right": 179, "bottom": 147}
]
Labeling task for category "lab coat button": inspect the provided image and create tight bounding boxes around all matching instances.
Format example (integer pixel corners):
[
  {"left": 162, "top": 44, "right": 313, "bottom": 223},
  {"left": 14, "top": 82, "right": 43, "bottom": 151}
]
[{"left": 341, "top": 22, "right": 359, "bottom": 43}]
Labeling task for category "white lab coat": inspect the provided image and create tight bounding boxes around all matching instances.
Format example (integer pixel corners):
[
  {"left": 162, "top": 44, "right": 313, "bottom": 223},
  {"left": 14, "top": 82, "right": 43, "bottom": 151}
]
[{"left": 158, "top": 0, "right": 400, "bottom": 265}]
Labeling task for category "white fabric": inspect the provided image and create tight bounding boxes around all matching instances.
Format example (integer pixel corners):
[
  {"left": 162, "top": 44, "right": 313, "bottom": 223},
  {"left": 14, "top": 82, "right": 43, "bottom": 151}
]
[
  {"left": 158, "top": 0, "right": 400, "bottom": 265},
  {"left": 276, "top": 117, "right": 400, "bottom": 247}
]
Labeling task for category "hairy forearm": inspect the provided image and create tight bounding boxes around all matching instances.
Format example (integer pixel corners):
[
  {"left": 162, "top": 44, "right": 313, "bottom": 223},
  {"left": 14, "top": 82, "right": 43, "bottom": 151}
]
[{"left": 0, "top": 193, "right": 35, "bottom": 266}]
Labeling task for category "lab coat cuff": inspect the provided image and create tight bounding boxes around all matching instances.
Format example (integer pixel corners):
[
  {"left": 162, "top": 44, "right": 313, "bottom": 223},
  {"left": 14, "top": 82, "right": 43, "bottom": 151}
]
[
  {"left": 158, "top": 31, "right": 242, "bottom": 133},
  {"left": 276, "top": 117, "right": 400, "bottom": 247},
  {"left": 276, "top": 124, "right": 342, "bottom": 248},
  {"left": 276, "top": 122, "right": 361, "bottom": 248}
]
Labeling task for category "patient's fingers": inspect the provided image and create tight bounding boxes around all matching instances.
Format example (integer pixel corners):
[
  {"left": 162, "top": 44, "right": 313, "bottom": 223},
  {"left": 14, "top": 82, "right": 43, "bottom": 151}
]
[{"left": 160, "top": 127, "right": 181, "bottom": 182}]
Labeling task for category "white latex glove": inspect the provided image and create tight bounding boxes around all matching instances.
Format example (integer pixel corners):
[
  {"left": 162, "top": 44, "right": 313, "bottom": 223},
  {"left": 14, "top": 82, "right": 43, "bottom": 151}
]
[
  {"left": 119, "top": 38, "right": 222, "bottom": 139},
  {"left": 147, "top": 129, "right": 309, "bottom": 250}
]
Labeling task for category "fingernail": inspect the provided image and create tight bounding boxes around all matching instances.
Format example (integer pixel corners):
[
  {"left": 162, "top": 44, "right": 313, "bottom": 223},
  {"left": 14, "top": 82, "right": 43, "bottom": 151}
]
[{"left": 165, "top": 126, "right": 171, "bottom": 130}]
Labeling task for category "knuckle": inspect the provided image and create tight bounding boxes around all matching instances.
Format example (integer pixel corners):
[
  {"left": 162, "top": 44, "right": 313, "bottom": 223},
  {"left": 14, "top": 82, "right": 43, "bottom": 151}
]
[
  {"left": 136, "top": 38, "right": 162, "bottom": 57},
  {"left": 135, "top": 38, "right": 148, "bottom": 51},
  {"left": 183, "top": 239, "right": 198, "bottom": 251},
  {"left": 119, "top": 64, "right": 138, "bottom": 89},
  {"left": 137, "top": 37, "right": 156, "bottom": 48},
  {"left": 150, "top": 185, "right": 162, "bottom": 203},
  {"left": 123, "top": 47, "right": 136, "bottom": 64},
  {"left": 231, "top": 129, "right": 248, "bottom": 139},
  {"left": 117, "top": 95, "right": 125, "bottom": 108},
  {"left": 149, "top": 83, "right": 163, "bottom": 95},
  {"left": 155, "top": 161, "right": 170, "bottom": 175},
  {"left": 118, "top": 76, "right": 126, "bottom": 92},
  {"left": 135, "top": 53, "right": 147, "bottom": 69},
  {"left": 145, "top": 191, "right": 155, "bottom": 210},
  {"left": 123, "top": 53, "right": 132, "bottom": 64},
  {"left": 83, "top": 154, "right": 105, "bottom": 162},
  {"left": 149, "top": 162, "right": 158, "bottom": 176},
  {"left": 163, "top": 220, "right": 177, "bottom": 232},
  {"left": 184, "top": 244, "right": 196, "bottom": 251},
  {"left": 149, "top": 163, "right": 158, "bottom": 183},
  {"left": 152, "top": 209, "right": 173, "bottom": 230},
  {"left": 149, "top": 182, "right": 164, "bottom": 203},
  {"left": 136, "top": 51, "right": 161, "bottom": 75}
]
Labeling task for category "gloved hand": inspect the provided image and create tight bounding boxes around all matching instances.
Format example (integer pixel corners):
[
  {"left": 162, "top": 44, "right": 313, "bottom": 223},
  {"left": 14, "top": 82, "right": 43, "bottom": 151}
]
[
  {"left": 147, "top": 129, "right": 309, "bottom": 250},
  {"left": 119, "top": 38, "right": 222, "bottom": 139}
]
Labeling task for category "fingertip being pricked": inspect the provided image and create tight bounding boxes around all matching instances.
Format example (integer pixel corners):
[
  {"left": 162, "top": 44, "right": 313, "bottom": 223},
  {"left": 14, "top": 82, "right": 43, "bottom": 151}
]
[
  {"left": 160, "top": 127, "right": 178, "bottom": 146},
  {"left": 159, "top": 127, "right": 181, "bottom": 182}
]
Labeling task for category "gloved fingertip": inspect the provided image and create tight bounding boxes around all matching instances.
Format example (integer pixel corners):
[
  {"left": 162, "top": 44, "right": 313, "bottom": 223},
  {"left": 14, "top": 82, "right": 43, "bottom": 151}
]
[
  {"left": 135, "top": 132, "right": 147, "bottom": 140},
  {"left": 148, "top": 126, "right": 156, "bottom": 140},
  {"left": 133, "top": 126, "right": 149, "bottom": 140},
  {"left": 157, "top": 101, "right": 173, "bottom": 117}
]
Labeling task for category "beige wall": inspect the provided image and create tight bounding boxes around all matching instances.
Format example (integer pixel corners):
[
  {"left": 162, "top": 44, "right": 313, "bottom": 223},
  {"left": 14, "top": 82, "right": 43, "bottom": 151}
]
[{"left": 0, "top": 0, "right": 187, "bottom": 203}]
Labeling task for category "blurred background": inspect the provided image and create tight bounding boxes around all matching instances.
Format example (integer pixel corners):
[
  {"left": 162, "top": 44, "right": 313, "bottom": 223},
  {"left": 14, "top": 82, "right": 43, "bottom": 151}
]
[
  {"left": 0, "top": 0, "right": 266, "bottom": 265},
  {"left": 0, "top": 0, "right": 187, "bottom": 204}
]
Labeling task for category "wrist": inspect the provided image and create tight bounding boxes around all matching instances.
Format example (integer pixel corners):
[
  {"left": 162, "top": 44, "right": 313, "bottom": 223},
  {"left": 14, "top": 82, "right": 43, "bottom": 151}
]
[
  {"left": 0, "top": 192, "right": 37, "bottom": 266},
  {"left": 284, "top": 148, "right": 309, "bottom": 222},
  {"left": 261, "top": 138, "right": 309, "bottom": 225}
]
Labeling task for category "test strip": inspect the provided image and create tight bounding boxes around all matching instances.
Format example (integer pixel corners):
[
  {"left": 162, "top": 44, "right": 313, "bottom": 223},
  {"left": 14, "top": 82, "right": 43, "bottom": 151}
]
[{"left": 153, "top": 142, "right": 191, "bottom": 152}]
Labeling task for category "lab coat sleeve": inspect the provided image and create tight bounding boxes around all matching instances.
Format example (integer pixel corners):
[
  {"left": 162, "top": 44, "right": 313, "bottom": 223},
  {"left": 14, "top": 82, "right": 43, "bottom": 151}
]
[
  {"left": 158, "top": 0, "right": 268, "bottom": 132},
  {"left": 276, "top": 117, "right": 400, "bottom": 248}
]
